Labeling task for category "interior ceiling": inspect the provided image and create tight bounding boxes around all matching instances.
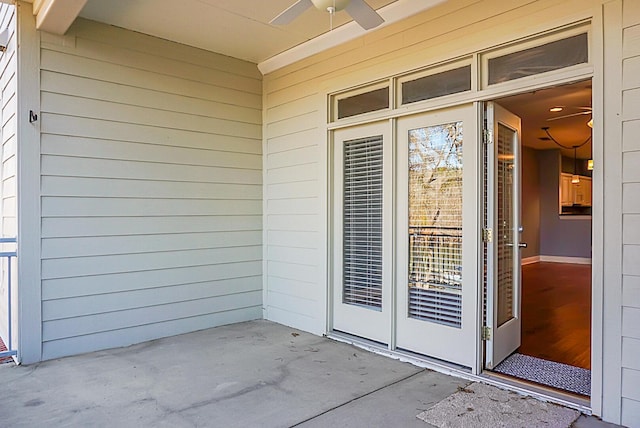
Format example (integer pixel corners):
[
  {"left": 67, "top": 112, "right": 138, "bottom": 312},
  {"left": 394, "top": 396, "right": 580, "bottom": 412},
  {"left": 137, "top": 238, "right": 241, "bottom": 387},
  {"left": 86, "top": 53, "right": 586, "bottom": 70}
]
[
  {"left": 79, "top": 0, "right": 399, "bottom": 64},
  {"left": 497, "top": 80, "right": 593, "bottom": 160}
]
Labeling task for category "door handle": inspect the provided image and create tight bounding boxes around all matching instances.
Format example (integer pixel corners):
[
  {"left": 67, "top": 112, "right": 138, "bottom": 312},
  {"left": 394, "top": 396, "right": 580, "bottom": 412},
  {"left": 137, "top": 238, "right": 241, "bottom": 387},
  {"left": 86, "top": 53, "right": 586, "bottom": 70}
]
[{"left": 505, "top": 242, "right": 528, "bottom": 248}]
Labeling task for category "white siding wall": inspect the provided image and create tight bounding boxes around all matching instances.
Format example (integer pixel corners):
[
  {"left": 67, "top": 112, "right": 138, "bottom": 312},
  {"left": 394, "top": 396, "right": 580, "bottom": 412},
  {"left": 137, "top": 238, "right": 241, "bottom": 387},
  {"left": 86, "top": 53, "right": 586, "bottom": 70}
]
[
  {"left": 0, "top": 3, "right": 16, "bottom": 351},
  {"left": 263, "top": 0, "right": 634, "bottom": 423},
  {"left": 39, "top": 19, "right": 263, "bottom": 359},
  {"left": 263, "top": 0, "right": 604, "bottom": 343},
  {"left": 621, "top": 0, "right": 640, "bottom": 425}
]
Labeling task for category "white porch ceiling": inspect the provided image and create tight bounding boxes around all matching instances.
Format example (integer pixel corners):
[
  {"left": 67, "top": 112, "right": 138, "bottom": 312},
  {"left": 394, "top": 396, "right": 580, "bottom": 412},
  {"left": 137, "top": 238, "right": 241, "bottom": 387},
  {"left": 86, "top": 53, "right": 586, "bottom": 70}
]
[{"left": 76, "top": 0, "right": 443, "bottom": 72}]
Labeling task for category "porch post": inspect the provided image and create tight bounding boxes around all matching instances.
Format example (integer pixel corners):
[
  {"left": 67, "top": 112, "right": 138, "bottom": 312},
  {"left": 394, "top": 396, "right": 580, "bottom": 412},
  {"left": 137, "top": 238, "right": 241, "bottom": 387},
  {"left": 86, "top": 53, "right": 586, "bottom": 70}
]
[{"left": 16, "top": 0, "right": 42, "bottom": 364}]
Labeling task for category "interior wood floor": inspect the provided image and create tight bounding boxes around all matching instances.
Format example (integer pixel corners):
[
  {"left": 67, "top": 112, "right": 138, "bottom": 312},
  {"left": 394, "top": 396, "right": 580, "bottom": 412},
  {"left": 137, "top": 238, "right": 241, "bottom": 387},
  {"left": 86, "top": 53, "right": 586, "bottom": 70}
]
[{"left": 519, "top": 262, "right": 591, "bottom": 370}]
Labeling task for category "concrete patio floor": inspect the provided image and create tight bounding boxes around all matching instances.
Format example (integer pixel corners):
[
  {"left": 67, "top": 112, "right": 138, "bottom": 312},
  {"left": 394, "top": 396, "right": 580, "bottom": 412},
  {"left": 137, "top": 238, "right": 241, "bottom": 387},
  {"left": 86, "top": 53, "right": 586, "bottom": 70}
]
[{"left": 0, "top": 320, "right": 620, "bottom": 427}]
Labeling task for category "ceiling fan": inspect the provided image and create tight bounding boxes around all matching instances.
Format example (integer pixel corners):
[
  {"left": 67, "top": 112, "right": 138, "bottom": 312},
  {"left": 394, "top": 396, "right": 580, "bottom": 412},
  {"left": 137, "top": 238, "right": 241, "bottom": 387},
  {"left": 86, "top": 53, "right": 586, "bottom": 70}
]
[
  {"left": 270, "top": 0, "right": 385, "bottom": 30},
  {"left": 546, "top": 106, "right": 592, "bottom": 122}
]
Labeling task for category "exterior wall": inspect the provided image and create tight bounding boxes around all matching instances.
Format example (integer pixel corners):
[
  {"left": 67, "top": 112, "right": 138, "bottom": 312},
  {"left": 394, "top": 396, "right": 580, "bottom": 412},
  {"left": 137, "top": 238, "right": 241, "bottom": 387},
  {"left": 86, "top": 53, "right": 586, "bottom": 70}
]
[
  {"left": 263, "top": 0, "right": 603, "bottom": 346},
  {"left": 37, "top": 18, "right": 263, "bottom": 360},
  {"left": 0, "top": 3, "right": 16, "bottom": 351},
  {"left": 263, "top": 0, "right": 630, "bottom": 423},
  {"left": 620, "top": 0, "right": 640, "bottom": 424},
  {"left": 538, "top": 150, "right": 591, "bottom": 259}
]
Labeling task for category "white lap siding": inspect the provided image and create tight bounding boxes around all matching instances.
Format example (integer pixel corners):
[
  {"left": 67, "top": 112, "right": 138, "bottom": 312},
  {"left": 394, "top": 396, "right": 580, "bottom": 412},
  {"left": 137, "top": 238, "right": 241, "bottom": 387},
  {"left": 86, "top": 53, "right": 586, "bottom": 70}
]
[
  {"left": 263, "top": 0, "right": 639, "bottom": 424},
  {"left": 621, "top": 1, "right": 640, "bottom": 425},
  {"left": 39, "top": 19, "right": 262, "bottom": 359}
]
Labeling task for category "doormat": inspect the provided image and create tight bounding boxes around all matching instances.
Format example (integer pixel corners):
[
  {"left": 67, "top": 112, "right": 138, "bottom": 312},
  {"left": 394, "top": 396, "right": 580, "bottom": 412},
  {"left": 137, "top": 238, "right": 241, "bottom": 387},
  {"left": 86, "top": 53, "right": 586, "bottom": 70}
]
[
  {"left": 493, "top": 353, "right": 590, "bottom": 396},
  {"left": 416, "top": 382, "right": 580, "bottom": 428}
]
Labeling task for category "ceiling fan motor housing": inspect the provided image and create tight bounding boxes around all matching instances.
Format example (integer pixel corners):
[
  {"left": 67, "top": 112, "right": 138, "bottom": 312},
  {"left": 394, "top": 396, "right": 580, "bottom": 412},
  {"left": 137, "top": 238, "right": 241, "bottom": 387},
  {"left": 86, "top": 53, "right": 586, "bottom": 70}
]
[{"left": 311, "top": 0, "right": 350, "bottom": 12}]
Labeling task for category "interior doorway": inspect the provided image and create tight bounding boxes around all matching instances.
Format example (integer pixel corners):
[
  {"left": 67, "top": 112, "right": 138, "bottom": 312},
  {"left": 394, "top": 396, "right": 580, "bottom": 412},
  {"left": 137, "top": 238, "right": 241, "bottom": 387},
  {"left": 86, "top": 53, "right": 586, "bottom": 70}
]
[{"left": 483, "top": 80, "right": 593, "bottom": 397}]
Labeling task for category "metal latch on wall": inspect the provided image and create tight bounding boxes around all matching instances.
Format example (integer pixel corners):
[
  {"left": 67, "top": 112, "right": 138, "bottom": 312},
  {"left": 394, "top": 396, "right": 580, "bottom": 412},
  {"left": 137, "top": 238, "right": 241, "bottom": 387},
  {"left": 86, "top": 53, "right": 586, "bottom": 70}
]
[{"left": 482, "top": 228, "right": 493, "bottom": 243}]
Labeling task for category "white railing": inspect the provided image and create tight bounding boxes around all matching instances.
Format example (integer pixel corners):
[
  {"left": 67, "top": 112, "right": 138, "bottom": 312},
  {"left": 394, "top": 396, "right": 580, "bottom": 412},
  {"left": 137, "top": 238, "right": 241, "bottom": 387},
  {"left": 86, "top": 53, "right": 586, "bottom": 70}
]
[{"left": 0, "top": 237, "right": 17, "bottom": 360}]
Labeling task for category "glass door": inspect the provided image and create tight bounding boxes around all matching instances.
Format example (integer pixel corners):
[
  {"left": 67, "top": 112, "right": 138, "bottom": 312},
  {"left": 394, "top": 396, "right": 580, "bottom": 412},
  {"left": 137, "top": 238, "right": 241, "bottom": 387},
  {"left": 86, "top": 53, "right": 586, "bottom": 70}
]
[
  {"left": 395, "top": 106, "right": 479, "bottom": 369},
  {"left": 485, "top": 102, "right": 524, "bottom": 369},
  {"left": 332, "top": 122, "right": 392, "bottom": 344}
]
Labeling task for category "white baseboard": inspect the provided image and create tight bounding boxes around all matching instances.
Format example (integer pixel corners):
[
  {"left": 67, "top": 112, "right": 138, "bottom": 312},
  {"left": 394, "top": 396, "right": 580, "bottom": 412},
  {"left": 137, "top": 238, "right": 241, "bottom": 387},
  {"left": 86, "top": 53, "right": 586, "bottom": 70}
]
[
  {"left": 521, "top": 256, "right": 540, "bottom": 265},
  {"left": 538, "top": 255, "right": 592, "bottom": 265}
]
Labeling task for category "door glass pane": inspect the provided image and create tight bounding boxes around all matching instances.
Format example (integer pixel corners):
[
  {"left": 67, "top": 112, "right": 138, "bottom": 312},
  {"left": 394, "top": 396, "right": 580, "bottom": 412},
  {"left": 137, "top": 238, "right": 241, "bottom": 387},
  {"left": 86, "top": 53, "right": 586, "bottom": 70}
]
[
  {"left": 497, "top": 123, "right": 515, "bottom": 326},
  {"left": 408, "top": 122, "right": 463, "bottom": 328},
  {"left": 343, "top": 136, "right": 383, "bottom": 309}
]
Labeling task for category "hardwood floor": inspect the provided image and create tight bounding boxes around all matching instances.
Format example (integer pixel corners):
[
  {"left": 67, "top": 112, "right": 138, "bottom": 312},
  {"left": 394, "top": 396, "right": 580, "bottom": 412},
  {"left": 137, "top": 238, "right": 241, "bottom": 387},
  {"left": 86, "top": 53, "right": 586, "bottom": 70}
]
[{"left": 519, "top": 262, "right": 591, "bottom": 370}]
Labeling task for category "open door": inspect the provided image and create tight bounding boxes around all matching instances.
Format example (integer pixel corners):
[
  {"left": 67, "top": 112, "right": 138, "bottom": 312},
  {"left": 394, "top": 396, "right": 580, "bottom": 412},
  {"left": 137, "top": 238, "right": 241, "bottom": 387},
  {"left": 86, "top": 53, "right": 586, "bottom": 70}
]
[{"left": 485, "top": 102, "right": 525, "bottom": 369}]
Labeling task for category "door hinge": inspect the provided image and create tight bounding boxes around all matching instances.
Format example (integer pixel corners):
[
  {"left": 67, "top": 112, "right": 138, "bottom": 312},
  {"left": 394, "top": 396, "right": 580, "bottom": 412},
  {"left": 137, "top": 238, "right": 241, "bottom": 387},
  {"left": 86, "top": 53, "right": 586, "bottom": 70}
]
[
  {"left": 482, "top": 326, "right": 491, "bottom": 341},
  {"left": 482, "top": 228, "right": 493, "bottom": 243},
  {"left": 483, "top": 129, "right": 493, "bottom": 145}
]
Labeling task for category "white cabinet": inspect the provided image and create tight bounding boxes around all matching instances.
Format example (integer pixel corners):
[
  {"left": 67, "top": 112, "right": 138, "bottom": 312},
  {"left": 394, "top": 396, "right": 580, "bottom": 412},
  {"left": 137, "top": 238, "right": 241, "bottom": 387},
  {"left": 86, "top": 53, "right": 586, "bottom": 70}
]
[
  {"left": 560, "top": 173, "right": 592, "bottom": 207},
  {"left": 560, "top": 174, "right": 574, "bottom": 206},
  {"left": 573, "top": 177, "right": 591, "bottom": 206}
]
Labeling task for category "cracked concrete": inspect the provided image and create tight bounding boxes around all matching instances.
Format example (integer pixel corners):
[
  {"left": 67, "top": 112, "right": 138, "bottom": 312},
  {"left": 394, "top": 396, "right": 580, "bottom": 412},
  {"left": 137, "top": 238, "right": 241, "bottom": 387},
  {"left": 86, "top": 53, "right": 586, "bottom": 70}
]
[{"left": 0, "top": 321, "right": 621, "bottom": 427}]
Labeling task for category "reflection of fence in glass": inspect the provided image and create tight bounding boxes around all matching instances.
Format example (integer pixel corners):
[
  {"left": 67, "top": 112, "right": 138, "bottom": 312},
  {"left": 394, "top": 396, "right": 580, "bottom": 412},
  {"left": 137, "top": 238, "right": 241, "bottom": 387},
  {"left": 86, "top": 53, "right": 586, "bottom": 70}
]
[
  {"left": 408, "top": 122, "right": 463, "bottom": 328},
  {"left": 409, "top": 227, "right": 462, "bottom": 292}
]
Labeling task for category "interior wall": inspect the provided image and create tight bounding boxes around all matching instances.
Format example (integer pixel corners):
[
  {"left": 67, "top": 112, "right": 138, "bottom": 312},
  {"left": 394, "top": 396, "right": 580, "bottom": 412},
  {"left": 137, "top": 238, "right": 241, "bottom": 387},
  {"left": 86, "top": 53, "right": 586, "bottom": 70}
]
[
  {"left": 37, "top": 18, "right": 264, "bottom": 360},
  {"left": 521, "top": 146, "right": 541, "bottom": 259},
  {"left": 538, "top": 150, "right": 592, "bottom": 258}
]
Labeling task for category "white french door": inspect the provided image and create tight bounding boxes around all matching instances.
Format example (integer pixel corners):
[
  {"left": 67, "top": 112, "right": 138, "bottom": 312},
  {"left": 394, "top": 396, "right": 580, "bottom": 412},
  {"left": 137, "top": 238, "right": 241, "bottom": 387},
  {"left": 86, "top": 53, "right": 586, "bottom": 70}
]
[
  {"left": 485, "top": 102, "right": 524, "bottom": 369},
  {"left": 332, "top": 122, "right": 392, "bottom": 345},
  {"left": 395, "top": 106, "right": 479, "bottom": 368}
]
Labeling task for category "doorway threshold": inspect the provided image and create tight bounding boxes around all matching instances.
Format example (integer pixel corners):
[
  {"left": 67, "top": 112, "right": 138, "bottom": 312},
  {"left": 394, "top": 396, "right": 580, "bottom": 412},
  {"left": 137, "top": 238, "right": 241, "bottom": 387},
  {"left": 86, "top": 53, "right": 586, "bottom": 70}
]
[{"left": 326, "top": 331, "right": 592, "bottom": 415}]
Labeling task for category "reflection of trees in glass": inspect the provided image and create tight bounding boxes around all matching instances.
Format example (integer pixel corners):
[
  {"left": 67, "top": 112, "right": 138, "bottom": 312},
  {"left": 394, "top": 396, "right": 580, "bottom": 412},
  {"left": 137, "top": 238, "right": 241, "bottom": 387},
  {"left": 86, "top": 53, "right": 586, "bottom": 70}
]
[
  {"left": 408, "top": 122, "right": 463, "bottom": 296},
  {"left": 409, "top": 122, "right": 463, "bottom": 229}
]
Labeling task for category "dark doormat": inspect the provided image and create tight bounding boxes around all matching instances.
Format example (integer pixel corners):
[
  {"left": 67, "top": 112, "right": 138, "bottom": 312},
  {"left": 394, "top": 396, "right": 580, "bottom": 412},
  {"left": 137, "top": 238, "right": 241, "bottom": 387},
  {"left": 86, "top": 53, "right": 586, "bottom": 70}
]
[{"left": 493, "top": 353, "right": 590, "bottom": 396}]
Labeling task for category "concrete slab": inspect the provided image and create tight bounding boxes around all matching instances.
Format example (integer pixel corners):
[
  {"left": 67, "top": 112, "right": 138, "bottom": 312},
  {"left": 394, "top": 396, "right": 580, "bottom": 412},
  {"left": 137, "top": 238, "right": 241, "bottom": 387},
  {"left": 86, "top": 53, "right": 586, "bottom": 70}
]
[
  {"left": 0, "top": 320, "right": 624, "bottom": 428},
  {"left": 572, "top": 415, "right": 624, "bottom": 428},
  {"left": 417, "top": 382, "right": 580, "bottom": 428},
  {"left": 1, "top": 320, "right": 423, "bottom": 427},
  {"left": 298, "top": 370, "right": 466, "bottom": 427}
]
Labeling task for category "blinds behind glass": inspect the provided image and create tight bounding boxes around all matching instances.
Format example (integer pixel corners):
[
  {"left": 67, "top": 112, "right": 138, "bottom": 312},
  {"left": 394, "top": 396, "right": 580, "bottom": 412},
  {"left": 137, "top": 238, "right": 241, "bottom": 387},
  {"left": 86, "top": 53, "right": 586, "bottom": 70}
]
[
  {"left": 343, "top": 136, "right": 384, "bottom": 310},
  {"left": 408, "top": 122, "right": 463, "bottom": 328},
  {"left": 497, "top": 123, "right": 515, "bottom": 327}
]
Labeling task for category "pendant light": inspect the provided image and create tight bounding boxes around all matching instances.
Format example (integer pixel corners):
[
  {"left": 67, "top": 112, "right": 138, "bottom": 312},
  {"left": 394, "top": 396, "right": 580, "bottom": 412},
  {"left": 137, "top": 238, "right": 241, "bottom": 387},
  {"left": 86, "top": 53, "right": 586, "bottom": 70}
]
[{"left": 571, "top": 146, "right": 580, "bottom": 184}]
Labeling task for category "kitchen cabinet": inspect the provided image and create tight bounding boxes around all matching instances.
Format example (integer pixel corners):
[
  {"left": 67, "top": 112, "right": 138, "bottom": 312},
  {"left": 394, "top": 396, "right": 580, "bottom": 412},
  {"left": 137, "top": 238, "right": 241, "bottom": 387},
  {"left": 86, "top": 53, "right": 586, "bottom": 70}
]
[{"left": 560, "top": 173, "right": 592, "bottom": 208}]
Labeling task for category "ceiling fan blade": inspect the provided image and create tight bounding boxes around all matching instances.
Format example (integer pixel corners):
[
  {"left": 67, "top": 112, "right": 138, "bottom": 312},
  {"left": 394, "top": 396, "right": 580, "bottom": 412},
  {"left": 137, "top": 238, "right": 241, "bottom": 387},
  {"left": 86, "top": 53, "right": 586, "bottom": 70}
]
[
  {"left": 546, "top": 111, "right": 591, "bottom": 121},
  {"left": 345, "top": 0, "right": 384, "bottom": 30},
  {"left": 270, "top": 0, "right": 313, "bottom": 25}
]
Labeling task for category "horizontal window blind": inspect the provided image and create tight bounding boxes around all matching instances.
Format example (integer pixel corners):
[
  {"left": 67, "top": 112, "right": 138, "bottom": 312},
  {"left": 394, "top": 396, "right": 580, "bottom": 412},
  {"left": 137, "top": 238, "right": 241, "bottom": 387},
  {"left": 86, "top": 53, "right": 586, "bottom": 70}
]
[
  {"left": 497, "top": 123, "right": 515, "bottom": 327},
  {"left": 343, "top": 136, "right": 383, "bottom": 310}
]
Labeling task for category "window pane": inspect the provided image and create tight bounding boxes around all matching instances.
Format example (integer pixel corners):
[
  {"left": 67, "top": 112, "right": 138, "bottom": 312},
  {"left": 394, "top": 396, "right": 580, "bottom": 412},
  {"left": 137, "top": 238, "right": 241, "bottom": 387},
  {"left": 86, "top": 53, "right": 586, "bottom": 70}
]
[
  {"left": 343, "top": 136, "right": 383, "bottom": 310},
  {"left": 338, "top": 87, "right": 389, "bottom": 119},
  {"left": 488, "top": 33, "right": 588, "bottom": 85},
  {"left": 402, "top": 66, "right": 471, "bottom": 105},
  {"left": 408, "top": 122, "right": 463, "bottom": 328},
  {"left": 497, "top": 123, "right": 515, "bottom": 327}
]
